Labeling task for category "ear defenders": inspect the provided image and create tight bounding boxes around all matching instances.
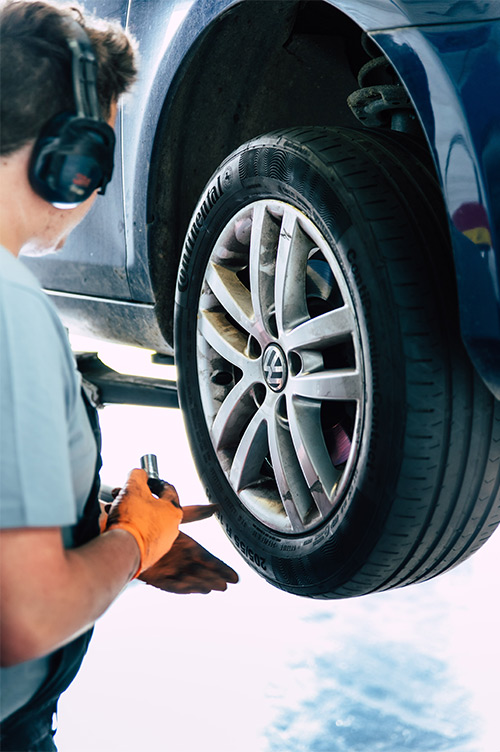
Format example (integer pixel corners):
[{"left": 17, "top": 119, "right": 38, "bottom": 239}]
[{"left": 28, "top": 18, "right": 115, "bottom": 208}]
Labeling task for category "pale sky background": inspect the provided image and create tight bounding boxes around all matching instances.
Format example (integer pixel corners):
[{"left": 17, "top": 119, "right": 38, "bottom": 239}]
[{"left": 54, "top": 339, "right": 500, "bottom": 752}]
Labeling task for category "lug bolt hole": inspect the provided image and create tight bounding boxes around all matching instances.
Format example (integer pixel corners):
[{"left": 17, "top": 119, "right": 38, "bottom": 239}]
[
  {"left": 211, "top": 370, "right": 233, "bottom": 386},
  {"left": 268, "top": 313, "right": 279, "bottom": 339},
  {"left": 277, "top": 395, "right": 288, "bottom": 421},
  {"left": 247, "top": 336, "right": 262, "bottom": 359},
  {"left": 288, "top": 351, "right": 302, "bottom": 377},
  {"left": 252, "top": 383, "right": 266, "bottom": 407}
]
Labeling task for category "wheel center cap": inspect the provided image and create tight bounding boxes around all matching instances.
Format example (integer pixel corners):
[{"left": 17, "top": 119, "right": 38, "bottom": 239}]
[{"left": 262, "top": 344, "right": 288, "bottom": 392}]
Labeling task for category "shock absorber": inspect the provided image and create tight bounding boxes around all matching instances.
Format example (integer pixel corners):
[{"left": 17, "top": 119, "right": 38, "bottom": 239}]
[{"left": 347, "top": 33, "right": 419, "bottom": 135}]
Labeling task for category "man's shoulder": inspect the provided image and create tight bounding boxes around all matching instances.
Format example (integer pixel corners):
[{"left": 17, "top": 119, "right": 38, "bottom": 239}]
[
  {"left": 0, "top": 245, "right": 46, "bottom": 296},
  {"left": 0, "top": 244, "right": 76, "bottom": 380},
  {"left": 0, "top": 245, "right": 64, "bottom": 336}
]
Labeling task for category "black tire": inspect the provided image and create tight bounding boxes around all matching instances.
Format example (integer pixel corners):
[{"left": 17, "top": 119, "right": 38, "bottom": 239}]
[{"left": 174, "top": 126, "right": 500, "bottom": 598}]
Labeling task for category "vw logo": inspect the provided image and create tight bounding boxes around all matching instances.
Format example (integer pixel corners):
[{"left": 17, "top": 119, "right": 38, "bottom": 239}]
[{"left": 262, "top": 344, "right": 288, "bottom": 392}]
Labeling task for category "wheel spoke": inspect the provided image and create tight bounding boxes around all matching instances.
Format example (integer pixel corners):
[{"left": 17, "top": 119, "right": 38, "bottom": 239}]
[
  {"left": 229, "top": 408, "right": 269, "bottom": 492},
  {"left": 268, "top": 408, "right": 313, "bottom": 531},
  {"left": 248, "top": 204, "right": 276, "bottom": 343},
  {"left": 205, "top": 262, "right": 254, "bottom": 336},
  {"left": 288, "top": 396, "right": 342, "bottom": 518},
  {"left": 274, "top": 208, "right": 310, "bottom": 335},
  {"left": 210, "top": 373, "right": 260, "bottom": 451},
  {"left": 291, "top": 368, "right": 362, "bottom": 402},
  {"left": 198, "top": 309, "right": 252, "bottom": 370},
  {"left": 284, "top": 305, "right": 356, "bottom": 352}
]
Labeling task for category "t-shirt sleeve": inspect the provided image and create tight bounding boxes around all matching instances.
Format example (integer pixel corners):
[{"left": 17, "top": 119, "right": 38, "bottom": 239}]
[{"left": 0, "top": 280, "right": 78, "bottom": 528}]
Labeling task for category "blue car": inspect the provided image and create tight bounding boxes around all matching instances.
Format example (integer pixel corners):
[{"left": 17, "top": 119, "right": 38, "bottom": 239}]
[{"left": 25, "top": 0, "right": 500, "bottom": 598}]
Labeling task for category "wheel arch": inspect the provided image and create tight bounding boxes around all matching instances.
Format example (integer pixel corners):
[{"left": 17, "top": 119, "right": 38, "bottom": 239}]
[{"left": 147, "top": 0, "right": 367, "bottom": 348}]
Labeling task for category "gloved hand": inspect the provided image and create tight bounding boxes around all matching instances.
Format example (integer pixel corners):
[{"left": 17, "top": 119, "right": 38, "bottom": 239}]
[
  {"left": 104, "top": 469, "right": 183, "bottom": 577},
  {"left": 138, "top": 505, "right": 239, "bottom": 594}
]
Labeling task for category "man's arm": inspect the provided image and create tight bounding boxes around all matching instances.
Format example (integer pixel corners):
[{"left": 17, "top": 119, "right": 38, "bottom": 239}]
[
  {"left": 0, "top": 525, "right": 140, "bottom": 667},
  {"left": 0, "top": 468, "right": 182, "bottom": 667},
  {"left": 0, "top": 471, "right": 239, "bottom": 667}
]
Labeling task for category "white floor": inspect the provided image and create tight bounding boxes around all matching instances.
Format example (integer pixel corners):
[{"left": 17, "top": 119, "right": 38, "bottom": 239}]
[{"left": 55, "top": 343, "right": 500, "bottom": 752}]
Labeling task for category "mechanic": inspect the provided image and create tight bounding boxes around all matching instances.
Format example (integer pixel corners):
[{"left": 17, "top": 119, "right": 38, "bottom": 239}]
[{"left": 0, "top": 2, "right": 238, "bottom": 749}]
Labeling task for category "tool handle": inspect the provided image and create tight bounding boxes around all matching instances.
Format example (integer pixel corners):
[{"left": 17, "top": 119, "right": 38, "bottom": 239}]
[
  {"left": 140, "top": 454, "right": 165, "bottom": 497},
  {"left": 140, "top": 453, "right": 159, "bottom": 479}
]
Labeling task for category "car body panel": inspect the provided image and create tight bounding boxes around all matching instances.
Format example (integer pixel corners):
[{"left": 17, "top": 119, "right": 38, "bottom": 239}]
[
  {"left": 371, "top": 21, "right": 500, "bottom": 395},
  {"left": 22, "top": 0, "right": 500, "bottom": 394},
  {"left": 122, "top": 0, "right": 195, "bottom": 302},
  {"left": 328, "top": 0, "right": 500, "bottom": 29}
]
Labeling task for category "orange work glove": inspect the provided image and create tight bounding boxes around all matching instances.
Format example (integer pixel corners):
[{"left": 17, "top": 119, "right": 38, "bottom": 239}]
[
  {"left": 138, "top": 505, "right": 239, "bottom": 594},
  {"left": 104, "top": 468, "right": 183, "bottom": 577}
]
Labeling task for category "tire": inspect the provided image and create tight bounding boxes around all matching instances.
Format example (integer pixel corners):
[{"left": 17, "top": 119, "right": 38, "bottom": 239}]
[{"left": 174, "top": 126, "right": 500, "bottom": 598}]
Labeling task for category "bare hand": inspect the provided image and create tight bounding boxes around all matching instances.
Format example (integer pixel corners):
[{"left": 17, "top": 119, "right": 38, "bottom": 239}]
[{"left": 138, "top": 504, "right": 239, "bottom": 594}]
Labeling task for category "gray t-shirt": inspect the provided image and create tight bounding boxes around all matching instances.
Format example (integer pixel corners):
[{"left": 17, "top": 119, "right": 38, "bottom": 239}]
[{"left": 0, "top": 245, "right": 97, "bottom": 720}]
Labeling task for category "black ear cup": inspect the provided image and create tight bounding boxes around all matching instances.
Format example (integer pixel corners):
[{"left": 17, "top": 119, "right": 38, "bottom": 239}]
[
  {"left": 27, "top": 19, "right": 116, "bottom": 207},
  {"left": 29, "top": 112, "right": 115, "bottom": 206}
]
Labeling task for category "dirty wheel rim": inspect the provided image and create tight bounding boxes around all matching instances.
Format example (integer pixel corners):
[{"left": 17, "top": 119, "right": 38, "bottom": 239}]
[{"left": 196, "top": 200, "right": 365, "bottom": 533}]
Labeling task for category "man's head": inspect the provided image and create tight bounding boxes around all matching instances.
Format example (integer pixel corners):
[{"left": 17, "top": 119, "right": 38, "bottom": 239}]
[
  {"left": 0, "top": 1, "right": 138, "bottom": 256},
  {"left": 0, "top": 1, "right": 138, "bottom": 156}
]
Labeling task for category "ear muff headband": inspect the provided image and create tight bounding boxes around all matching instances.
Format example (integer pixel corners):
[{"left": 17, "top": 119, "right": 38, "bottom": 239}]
[
  {"left": 66, "top": 20, "right": 101, "bottom": 120},
  {"left": 28, "top": 18, "right": 115, "bottom": 207}
]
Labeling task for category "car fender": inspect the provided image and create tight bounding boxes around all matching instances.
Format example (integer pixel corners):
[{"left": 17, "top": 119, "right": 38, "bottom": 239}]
[{"left": 370, "top": 22, "right": 500, "bottom": 397}]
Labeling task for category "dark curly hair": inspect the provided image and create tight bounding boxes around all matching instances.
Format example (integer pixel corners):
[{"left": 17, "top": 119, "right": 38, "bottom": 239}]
[{"left": 0, "top": 1, "right": 138, "bottom": 155}]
